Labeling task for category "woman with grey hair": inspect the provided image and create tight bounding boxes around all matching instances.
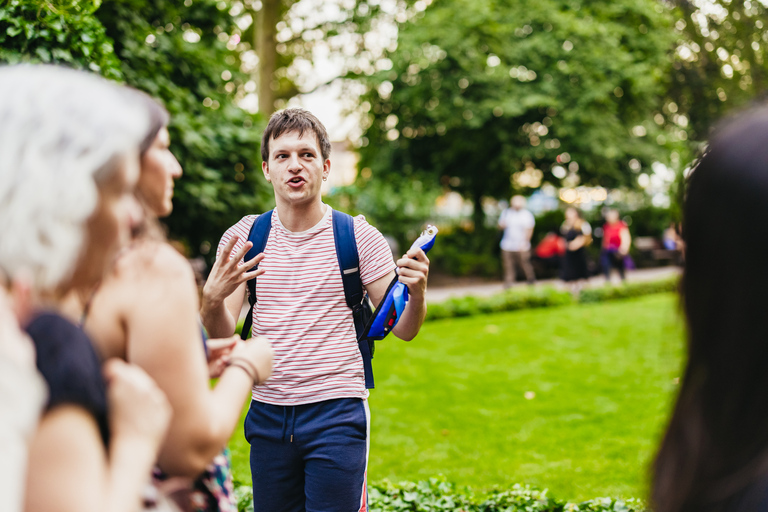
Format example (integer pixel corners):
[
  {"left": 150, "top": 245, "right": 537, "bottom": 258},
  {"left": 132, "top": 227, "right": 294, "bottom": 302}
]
[{"left": 0, "top": 65, "right": 171, "bottom": 512}]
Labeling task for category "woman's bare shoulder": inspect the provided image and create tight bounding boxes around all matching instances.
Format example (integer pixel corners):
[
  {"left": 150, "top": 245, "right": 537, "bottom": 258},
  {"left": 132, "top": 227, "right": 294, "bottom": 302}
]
[{"left": 113, "top": 241, "right": 195, "bottom": 284}]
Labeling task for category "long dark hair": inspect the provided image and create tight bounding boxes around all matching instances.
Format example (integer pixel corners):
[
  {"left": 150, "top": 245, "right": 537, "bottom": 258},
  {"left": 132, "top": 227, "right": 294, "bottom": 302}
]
[{"left": 652, "top": 105, "right": 768, "bottom": 512}]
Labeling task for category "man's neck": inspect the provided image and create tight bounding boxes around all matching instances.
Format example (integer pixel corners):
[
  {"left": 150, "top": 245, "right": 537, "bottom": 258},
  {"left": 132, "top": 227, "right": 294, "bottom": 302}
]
[{"left": 275, "top": 200, "right": 327, "bottom": 232}]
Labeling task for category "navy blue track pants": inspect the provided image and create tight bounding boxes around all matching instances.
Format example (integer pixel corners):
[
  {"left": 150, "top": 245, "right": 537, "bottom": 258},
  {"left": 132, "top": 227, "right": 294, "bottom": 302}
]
[{"left": 244, "top": 398, "right": 369, "bottom": 512}]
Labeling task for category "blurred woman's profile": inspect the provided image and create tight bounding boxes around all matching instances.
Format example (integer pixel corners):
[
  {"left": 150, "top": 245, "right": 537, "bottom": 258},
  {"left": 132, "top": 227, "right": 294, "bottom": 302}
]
[
  {"left": 652, "top": 105, "right": 768, "bottom": 512},
  {"left": 0, "top": 64, "right": 171, "bottom": 512}
]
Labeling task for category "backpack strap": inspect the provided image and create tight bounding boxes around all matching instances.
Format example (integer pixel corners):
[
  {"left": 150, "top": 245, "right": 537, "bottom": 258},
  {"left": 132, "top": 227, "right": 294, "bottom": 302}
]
[
  {"left": 240, "top": 210, "right": 274, "bottom": 340},
  {"left": 332, "top": 209, "right": 375, "bottom": 389}
]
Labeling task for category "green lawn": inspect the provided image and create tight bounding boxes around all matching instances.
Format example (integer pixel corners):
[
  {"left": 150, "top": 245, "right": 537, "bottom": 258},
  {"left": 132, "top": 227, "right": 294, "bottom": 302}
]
[{"left": 228, "top": 293, "right": 684, "bottom": 501}]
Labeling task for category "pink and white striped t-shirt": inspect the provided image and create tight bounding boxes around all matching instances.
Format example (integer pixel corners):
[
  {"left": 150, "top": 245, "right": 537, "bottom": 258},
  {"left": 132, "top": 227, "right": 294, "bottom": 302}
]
[{"left": 217, "top": 206, "right": 396, "bottom": 406}]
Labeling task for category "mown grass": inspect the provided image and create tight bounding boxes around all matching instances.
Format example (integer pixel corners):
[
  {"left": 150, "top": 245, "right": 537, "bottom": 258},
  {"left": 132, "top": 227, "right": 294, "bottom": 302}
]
[{"left": 228, "top": 293, "right": 684, "bottom": 502}]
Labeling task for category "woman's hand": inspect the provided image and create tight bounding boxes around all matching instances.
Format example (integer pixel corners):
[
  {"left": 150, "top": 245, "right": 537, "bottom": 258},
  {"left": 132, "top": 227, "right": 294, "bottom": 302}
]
[
  {"left": 229, "top": 336, "right": 274, "bottom": 385},
  {"left": 206, "top": 336, "right": 238, "bottom": 378},
  {"left": 103, "top": 359, "right": 171, "bottom": 450}
]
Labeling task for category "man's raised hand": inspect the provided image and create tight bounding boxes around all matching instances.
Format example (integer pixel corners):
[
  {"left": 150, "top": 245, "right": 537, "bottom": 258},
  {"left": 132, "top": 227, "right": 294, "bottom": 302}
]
[{"left": 202, "top": 235, "right": 265, "bottom": 308}]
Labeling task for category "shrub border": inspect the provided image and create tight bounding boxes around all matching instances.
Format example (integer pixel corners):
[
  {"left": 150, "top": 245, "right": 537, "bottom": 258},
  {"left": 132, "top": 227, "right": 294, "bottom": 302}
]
[
  {"left": 425, "top": 277, "right": 679, "bottom": 322},
  {"left": 235, "top": 478, "right": 646, "bottom": 511}
]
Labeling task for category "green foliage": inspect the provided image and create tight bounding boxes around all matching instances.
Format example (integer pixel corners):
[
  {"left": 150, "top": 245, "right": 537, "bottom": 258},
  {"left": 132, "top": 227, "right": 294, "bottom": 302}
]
[
  {"left": 326, "top": 176, "right": 442, "bottom": 251},
  {"left": 357, "top": 0, "right": 677, "bottom": 226},
  {"left": 234, "top": 484, "right": 254, "bottom": 512},
  {"left": 428, "top": 225, "right": 500, "bottom": 278},
  {"left": 96, "top": 0, "right": 271, "bottom": 257},
  {"left": 625, "top": 206, "right": 673, "bottom": 238},
  {"left": 1, "top": 0, "right": 271, "bottom": 257},
  {"left": 666, "top": 1, "right": 768, "bottom": 145},
  {"left": 234, "top": 478, "right": 648, "bottom": 511},
  {"left": 0, "top": 0, "right": 121, "bottom": 78},
  {"left": 578, "top": 278, "right": 679, "bottom": 304},
  {"left": 425, "top": 277, "right": 678, "bottom": 321},
  {"left": 426, "top": 286, "right": 574, "bottom": 321}
]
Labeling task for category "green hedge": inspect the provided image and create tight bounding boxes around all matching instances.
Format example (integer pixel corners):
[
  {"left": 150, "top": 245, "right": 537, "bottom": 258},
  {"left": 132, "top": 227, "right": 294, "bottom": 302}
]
[
  {"left": 234, "top": 478, "right": 645, "bottom": 512},
  {"left": 426, "top": 286, "right": 574, "bottom": 321},
  {"left": 425, "top": 277, "right": 679, "bottom": 322},
  {"left": 577, "top": 279, "right": 679, "bottom": 304}
]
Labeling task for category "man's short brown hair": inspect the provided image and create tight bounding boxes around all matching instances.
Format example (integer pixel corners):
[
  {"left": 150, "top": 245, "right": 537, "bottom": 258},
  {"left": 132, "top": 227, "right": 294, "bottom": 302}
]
[{"left": 261, "top": 108, "right": 332, "bottom": 162}]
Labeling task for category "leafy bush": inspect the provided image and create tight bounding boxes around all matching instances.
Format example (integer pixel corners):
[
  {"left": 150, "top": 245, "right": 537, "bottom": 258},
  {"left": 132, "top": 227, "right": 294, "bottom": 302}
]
[
  {"left": 96, "top": 0, "right": 270, "bottom": 259},
  {"left": 428, "top": 225, "right": 501, "bottom": 278},
  {"left": 426, "top": 278, "right": 679, "bottom": 321},
  {"left": 578, "top": 279, "right": 679, "bottom": 304},
  {"left": 0, "top": 0, "right": 122, "bottom": 79},
  {"left": 624, "top": 206, "right": 674, "bottom": 238},
  {"left": 235, "top": 478, "right": 645, "bottom": 512},
  {"left": 426, "top": 286, "right": 575, "bottom": 321}
]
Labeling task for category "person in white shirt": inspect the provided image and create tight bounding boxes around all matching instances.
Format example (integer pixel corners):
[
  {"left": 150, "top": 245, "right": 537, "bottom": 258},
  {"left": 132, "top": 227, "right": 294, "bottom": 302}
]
[{"left": 498, "top": 195, "right": 536, "bottom": 287}]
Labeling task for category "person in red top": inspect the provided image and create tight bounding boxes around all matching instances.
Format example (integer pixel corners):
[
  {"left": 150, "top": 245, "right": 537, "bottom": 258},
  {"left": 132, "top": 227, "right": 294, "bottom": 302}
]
[{"left": 600, "top": 208, "right": 631, "bottom": 283}]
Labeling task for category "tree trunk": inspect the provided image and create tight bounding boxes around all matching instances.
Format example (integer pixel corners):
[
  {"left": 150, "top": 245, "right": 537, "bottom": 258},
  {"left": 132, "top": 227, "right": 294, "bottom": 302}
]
[{"left": 256, "top": 0, "right": 279, "bottom": 115}]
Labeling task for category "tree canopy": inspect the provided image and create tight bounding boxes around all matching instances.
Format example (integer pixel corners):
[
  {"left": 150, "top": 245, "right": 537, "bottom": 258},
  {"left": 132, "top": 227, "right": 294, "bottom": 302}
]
[
  {"left": 1, "top": 0, "right": 272, "bottom": 258},
  {"left": 667, "top": 0, "right": 768, "bottom": 143},
  {"left": 355, "top": 0, "right": 677, "bottom": 226},
  {"left": 96, "top": 0, "right": 271, "bottom": 257}
]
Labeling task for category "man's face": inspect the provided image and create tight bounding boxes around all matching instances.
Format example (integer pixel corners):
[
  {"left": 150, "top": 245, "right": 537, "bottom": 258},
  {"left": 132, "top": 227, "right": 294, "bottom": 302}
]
[{"left": 262, "top": 130, "right": 330, "bottom": 209}]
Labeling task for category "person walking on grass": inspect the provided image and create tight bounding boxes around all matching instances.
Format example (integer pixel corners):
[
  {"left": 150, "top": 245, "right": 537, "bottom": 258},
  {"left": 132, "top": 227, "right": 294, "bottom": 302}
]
[
  {"left": 498, "top": 195, "right": 536, "bottom": 287},
  {"left": 200, "top": 108, "right": 430, "bottom": 512}
]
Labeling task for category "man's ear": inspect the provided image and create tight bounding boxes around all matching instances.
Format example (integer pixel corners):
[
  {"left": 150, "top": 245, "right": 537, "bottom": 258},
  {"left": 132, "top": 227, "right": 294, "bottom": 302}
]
[
  {"left": 262, "top": 161, "right": 271, "bottom": 183},
  {"left": 323, "top": 158, "right": 331, "bottom": 181}
]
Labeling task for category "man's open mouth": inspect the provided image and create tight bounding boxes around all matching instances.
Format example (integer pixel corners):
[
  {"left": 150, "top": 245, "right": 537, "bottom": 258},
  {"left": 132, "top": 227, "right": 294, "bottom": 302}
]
[{"left": 288, "top": 177, "right": 305, "bottom": 184}]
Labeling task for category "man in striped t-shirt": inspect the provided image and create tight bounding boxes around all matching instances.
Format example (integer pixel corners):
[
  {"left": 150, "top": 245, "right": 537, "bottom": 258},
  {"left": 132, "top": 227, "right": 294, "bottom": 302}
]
[{"left": 200, "top": 109, "right": 430, "bottom": 512}]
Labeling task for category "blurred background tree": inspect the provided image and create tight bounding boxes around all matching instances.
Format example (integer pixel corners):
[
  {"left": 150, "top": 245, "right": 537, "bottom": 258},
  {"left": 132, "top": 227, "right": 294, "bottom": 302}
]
[
  {"left": 355, "top": 0, "right": 677, "bottom": 233},
  {"left": 243, "top": 0, "right": 414, "bottom": 114},
  {"left": 3, "top": 0, "right": 768, "bottom": 267},
  {"left": 1, "top": 0, "right": 272, "bottom": 259},
  {"left": 95, "top": 0, "right": 270, "bottom": 258},
  {"left": 667, "top": 0, "right": 768, "bottom": 144}
]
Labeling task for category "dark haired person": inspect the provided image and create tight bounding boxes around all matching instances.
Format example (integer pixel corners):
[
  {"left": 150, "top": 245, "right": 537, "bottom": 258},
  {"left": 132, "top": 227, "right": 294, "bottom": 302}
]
[
  {"left": 78, "top": 90, "right": 274, "bottom": 512},
  {"left": 560, "top": 207, "right": 591, "bottom": 294},
  {"left": 652, "top": 106, "right": 768, "bottom": 512},
  {"left": 201, "top": 108, "right": 430, "bottom": 512}
]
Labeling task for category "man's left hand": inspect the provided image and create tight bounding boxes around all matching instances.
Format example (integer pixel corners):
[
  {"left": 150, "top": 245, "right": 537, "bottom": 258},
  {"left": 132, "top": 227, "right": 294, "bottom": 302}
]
[{"left": 396, "top": 248, "right": 430, "bottom": 301}]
